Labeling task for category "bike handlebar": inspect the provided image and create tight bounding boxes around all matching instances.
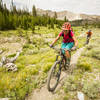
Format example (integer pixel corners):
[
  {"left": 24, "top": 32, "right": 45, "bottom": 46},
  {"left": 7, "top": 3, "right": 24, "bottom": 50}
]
[
  {"left": 50, "top": 46, "right": 66, "bottom": 51},
  {"left": 50, "top": 46, "right": 77, "bottom": 51}
]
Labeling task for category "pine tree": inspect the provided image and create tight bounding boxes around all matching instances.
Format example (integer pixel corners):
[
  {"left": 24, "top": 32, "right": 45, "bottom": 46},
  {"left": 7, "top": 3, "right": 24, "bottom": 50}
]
[
  {"left": 32, "top": 5, "right": 37, "bottom": 17},
  {"left": 0, "top": 1, "right": 64, "bottom": 31},
  {"left": 13, "top": 6, "right": 17, "bottom": 14},
  {"left": 48, "top": 17, "right": 51, "bottom": 24},
  {"left": 64, "top": 16, "right": 67, "bottom": 22},
  {"left": 10, "top": 0, "right": 14, "bottom": 13},
  {"left": 54, "top": 12, "right": 57, "bottom": 19},
  {"left": 0, "top": 0, "right": 3, "bottom": 12},
  {"left": 51, "top": 20, "right": 54, "bottom": 29},
  {"left": 31, "top": 19, "right": 35, "bottom": 33}
]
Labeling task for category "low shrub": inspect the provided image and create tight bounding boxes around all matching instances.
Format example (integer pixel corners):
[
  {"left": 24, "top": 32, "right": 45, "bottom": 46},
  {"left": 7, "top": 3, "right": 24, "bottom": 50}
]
[
  {"left": 82, "top": 80, "right": 100, "bottom": 99},
  {"left": 77, "top": 62, "right": 92, "bottom": 71},
  {"left": 77, "top": 57, "right": 92, "bottom": 71},
  {"left": 23, "top": 44, "right": 35, "bottom": 49}
]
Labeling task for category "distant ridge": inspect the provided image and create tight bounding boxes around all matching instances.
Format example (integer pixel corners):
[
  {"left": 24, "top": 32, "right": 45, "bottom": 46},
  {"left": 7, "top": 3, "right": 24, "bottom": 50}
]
[{"left": 36, "top": 8, "right": 100, "bottom": 21}]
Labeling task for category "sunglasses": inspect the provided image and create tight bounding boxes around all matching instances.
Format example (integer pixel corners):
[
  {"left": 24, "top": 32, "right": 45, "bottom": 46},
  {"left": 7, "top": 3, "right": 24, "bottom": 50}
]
[{"left": 63, "top": 30, "right": 69, "bottom": 32}]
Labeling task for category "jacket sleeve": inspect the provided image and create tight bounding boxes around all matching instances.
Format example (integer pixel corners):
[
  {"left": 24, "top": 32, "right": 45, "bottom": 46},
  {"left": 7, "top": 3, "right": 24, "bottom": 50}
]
[{"left": 59, "top": 31, "right": 63, "bottom": 37}]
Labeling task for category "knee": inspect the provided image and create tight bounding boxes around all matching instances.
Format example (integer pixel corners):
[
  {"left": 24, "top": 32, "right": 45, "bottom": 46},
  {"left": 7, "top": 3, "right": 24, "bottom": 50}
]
[{"left": 65, "top": 50, "right": 69, "bottom": 53}]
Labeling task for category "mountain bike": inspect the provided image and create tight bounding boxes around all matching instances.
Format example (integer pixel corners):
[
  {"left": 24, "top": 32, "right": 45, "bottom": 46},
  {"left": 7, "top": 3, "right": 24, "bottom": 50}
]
[
  {"left": 47, "top": 46, "right": 71, "bottom": 92},
  {"left": 85, "top": 36, "right": 90, "bottom": 45}
]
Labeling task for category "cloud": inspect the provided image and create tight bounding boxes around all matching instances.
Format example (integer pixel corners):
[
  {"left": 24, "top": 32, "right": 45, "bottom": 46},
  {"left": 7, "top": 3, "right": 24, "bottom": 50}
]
[{"left": 2, "top": 0, "right": 100, "bottom": 15}]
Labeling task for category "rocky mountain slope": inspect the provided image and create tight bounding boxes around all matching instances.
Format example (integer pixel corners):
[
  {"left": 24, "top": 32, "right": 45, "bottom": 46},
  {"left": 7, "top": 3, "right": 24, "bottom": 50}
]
[{"left": 36, "top": 8, "right": 100, "bottom": 21}]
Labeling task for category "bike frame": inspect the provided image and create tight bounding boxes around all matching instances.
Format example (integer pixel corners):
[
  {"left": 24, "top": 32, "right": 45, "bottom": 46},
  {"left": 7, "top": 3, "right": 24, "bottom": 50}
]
[
  {"left": 52, "top": 46, "right": 71, "bottom": 68},
  {"left": 47, "top": 47, "right": 72, "bottom": 91}
]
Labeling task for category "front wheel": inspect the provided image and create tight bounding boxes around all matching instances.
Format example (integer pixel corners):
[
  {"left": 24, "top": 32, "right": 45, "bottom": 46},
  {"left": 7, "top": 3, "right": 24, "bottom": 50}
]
[{"left": 47, "top": 60, "right": 62, "bottom": 92}]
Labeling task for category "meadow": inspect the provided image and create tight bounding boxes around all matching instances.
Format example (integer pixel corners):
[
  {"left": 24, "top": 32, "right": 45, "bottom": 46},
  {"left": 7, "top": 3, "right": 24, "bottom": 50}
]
[{"left": 0, "top": 25, "right": 92, "bottom": 100}]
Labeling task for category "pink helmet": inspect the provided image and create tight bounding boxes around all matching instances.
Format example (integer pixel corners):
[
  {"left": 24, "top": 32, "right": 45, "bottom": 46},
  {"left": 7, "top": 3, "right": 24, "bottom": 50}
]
[{"left": 62, "top": 22, "right": 71, "bottom": 30}]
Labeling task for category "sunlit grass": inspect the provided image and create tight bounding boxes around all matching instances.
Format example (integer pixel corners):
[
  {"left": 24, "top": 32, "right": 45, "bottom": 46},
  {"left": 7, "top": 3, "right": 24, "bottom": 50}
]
[
  {"left": 61, "top": 28, "right": 100, "bottom": 100},
  {"left": 0, "top": 25, "right": 87, "bottom": 99}
]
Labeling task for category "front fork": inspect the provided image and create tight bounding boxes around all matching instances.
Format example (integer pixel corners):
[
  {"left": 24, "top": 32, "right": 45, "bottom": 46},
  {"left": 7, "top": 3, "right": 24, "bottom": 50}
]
[
  {"left": 56, "top": 55, "right": 59, "bottom": 61},
  {"left": 56, "top": 54, "right": 63, "bottom": 71},
  {"left": 56, "top": 54, "right": 62, "bottom": 61}
]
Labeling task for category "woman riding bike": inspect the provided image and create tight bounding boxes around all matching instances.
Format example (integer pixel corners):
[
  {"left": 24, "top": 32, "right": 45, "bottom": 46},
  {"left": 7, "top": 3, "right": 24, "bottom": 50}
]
[
  {"left": 50, "top": 22, "right": 78, "bottom": 65},
  {"left": 86, "top": 30, "right": 92, "bottom": 44}
]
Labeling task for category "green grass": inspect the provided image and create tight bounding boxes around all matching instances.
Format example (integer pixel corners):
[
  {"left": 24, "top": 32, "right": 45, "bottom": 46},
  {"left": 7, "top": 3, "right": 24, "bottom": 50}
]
[
  {"left": 35, "top": 25, "right": 61, "bottom": 35},
  {"left": 77, "top": 57, "right": 92, "bottom": 71},
  {"left": 61, "top": 28, "right": 100, "bottom": 100},
  {"left": 0, "top": 50, "right": 56, "bottom": 99},
  {"left": 0, "top": 25, "right": 86, "bottom": 100},
  {"left": 0, "top": 26, "right": 57, "bottom": 99}
]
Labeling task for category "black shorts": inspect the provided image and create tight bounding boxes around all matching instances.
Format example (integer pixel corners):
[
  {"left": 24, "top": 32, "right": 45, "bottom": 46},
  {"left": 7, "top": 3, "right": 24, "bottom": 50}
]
[{"left": 87, "top": 34, "right": 91, "bottom": 37}]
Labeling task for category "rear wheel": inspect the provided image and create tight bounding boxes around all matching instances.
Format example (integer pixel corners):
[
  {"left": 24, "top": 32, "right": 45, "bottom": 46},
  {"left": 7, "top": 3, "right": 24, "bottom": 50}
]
[
  {"left": 87, "top": 38, "right": 89, "bottom": 44},
  {"left": 47, "top": 60, "right": 62, "bottom": 92},
  {"left": 86, "top": 37, "right": 89, "bottom": 44}
]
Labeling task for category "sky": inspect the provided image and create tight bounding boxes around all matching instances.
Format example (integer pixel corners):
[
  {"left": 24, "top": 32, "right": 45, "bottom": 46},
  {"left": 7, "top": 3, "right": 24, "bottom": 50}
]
[{"left": 3, "top": 0, "right": 100, "bottom": 15}]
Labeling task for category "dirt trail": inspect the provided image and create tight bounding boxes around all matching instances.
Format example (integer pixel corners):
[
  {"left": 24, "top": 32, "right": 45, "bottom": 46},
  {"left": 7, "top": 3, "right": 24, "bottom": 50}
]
[{"left": 25, "top": 47, "right": 85, "bottom": 100}]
